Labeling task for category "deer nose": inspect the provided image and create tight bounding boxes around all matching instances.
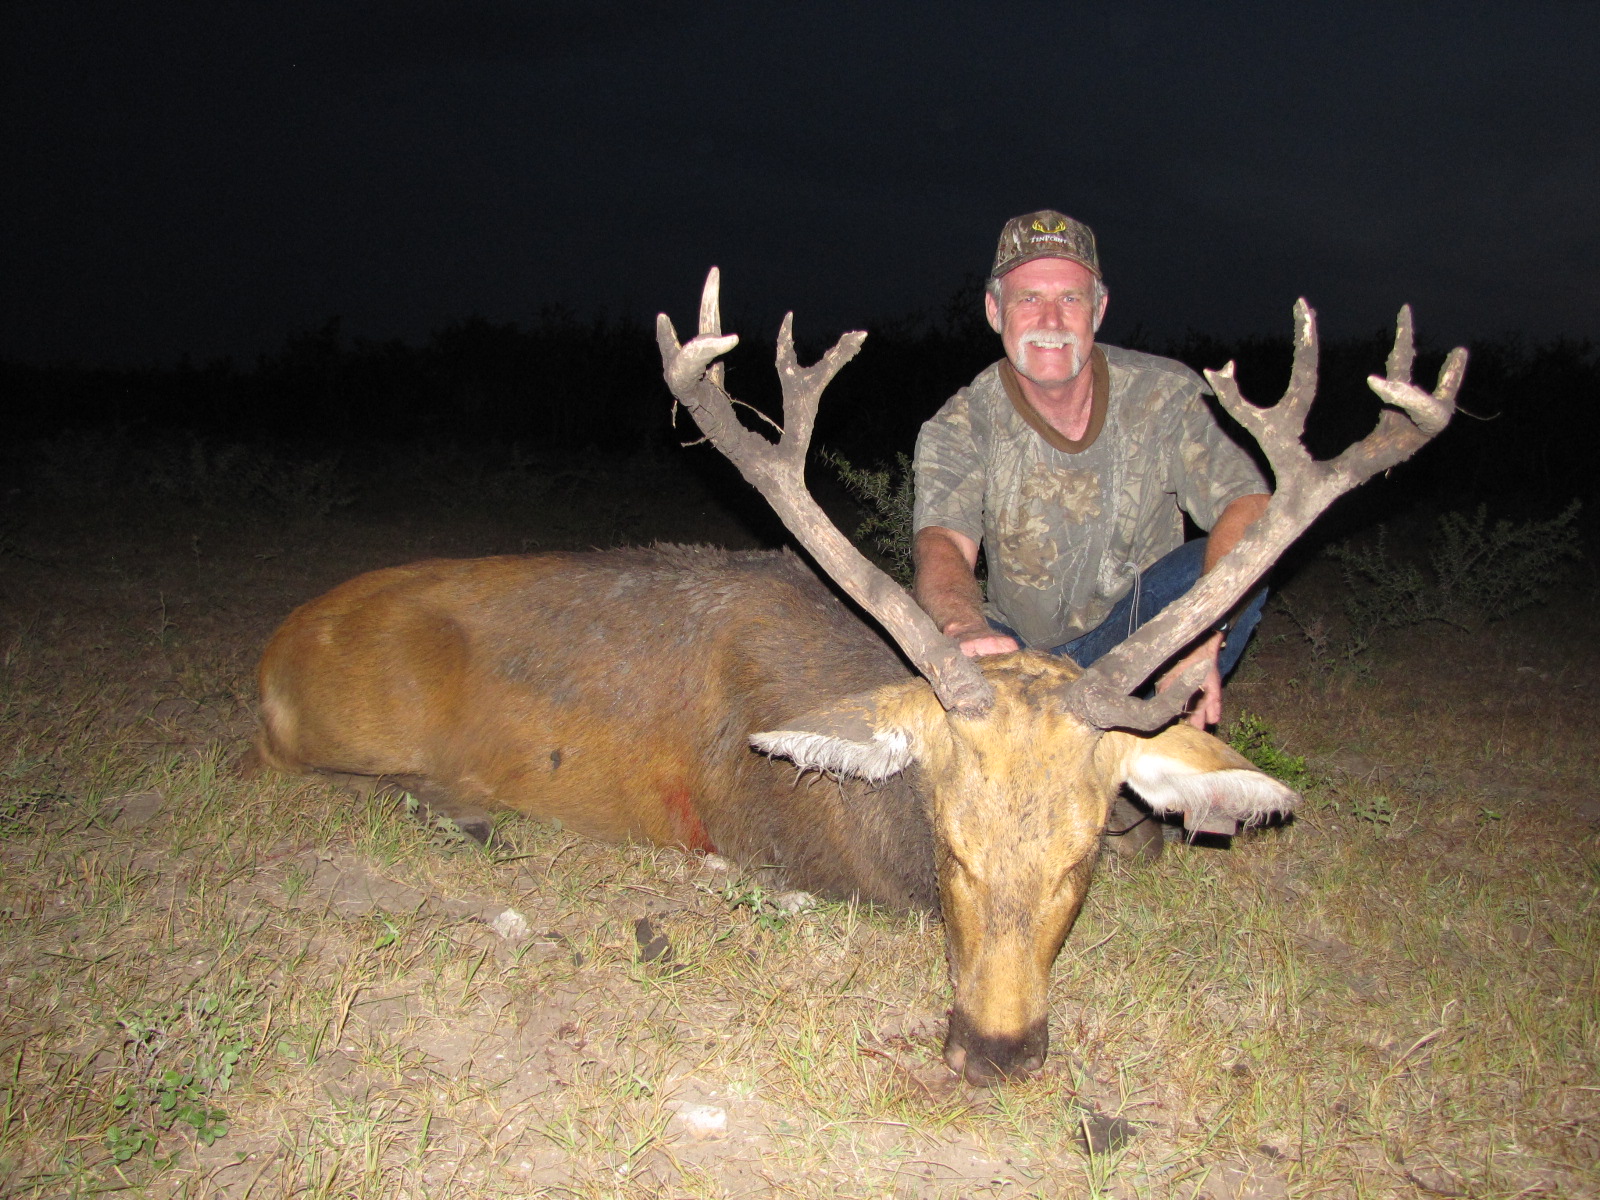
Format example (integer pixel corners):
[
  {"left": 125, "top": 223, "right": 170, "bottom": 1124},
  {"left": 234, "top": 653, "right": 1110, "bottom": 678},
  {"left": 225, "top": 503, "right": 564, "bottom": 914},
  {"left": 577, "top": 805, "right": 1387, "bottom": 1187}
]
[{"left": 943, "top": 1010, "right": 1049, "bottom": 1086}]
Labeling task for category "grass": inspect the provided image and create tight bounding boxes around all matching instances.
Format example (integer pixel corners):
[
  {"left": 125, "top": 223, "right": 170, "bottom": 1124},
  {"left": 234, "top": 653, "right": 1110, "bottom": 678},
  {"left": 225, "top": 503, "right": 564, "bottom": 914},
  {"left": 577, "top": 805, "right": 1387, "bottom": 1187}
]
[{"left": 0, "top": 466, "right": 1595, "bottom": 1198}]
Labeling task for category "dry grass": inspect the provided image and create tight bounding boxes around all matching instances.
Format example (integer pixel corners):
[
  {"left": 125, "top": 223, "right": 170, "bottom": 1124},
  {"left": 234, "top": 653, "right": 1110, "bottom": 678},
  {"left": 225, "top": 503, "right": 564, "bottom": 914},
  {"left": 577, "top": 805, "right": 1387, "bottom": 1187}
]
[{"left": 0, "top": 469, "right": 1595, "bottom": 1199}]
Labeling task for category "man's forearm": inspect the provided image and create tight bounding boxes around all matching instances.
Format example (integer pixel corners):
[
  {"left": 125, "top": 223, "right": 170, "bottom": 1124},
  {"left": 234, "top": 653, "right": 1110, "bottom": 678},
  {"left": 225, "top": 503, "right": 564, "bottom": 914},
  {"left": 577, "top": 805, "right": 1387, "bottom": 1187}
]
[
  {"left": 912, "top": 527, "right": 989, "bottom": 637},
  {"left": 1203, "top": 493, "right": 1271, "bottom": 572}
]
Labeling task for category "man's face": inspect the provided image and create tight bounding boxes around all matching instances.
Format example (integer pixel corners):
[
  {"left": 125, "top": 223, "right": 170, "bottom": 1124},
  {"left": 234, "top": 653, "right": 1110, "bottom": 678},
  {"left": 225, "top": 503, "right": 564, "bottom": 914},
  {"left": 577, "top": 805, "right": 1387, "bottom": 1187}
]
[{"left": 985, "top": 258, "right": 1108, "bottom": 389}]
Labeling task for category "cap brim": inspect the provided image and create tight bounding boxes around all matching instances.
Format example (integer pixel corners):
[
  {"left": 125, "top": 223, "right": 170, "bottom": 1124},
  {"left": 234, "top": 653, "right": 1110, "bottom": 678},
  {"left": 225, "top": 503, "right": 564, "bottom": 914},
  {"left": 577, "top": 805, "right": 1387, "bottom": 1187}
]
[{"left": 992, "top": 249, "right": 1101, "bottom": 280}]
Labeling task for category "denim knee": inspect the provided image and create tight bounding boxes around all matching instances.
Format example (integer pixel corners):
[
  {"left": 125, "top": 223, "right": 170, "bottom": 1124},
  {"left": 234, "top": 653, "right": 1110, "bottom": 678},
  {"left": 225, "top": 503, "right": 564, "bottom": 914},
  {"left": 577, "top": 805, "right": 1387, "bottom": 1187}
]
[{"left": 1046, "top": 538, "right": 1267, "bottom": 680}]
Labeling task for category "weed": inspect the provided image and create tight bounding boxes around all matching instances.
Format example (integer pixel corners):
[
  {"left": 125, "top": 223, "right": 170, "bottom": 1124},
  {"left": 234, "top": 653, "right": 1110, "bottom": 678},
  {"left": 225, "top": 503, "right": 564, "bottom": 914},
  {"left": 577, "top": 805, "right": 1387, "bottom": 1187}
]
[
  {"left": 102, "top": 981, "right": 258, "bottom": 1162},
  {"left": 1349, "top": 794, "right": 1396, "bottom": 826},
  {"left": 281, "top": 862, "right": 311, "bottom": 901},
  {"left": 1273, "top": 593, "right": 1371, "bottom": 678},
  {"left": 0, "top": 789, "right": 65, "bottom": 835},
  {"left": 1224, "top": 711, "right": 1319, "bottom": 792},
  {"left": 707, "top": 877, "right": 797, "bottom": 934}
]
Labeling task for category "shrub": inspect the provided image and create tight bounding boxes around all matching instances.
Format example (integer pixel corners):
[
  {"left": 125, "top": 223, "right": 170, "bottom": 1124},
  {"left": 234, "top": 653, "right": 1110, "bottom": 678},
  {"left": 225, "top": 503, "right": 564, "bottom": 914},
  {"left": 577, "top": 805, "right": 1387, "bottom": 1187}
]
[
  {"left": 818, "top": 448, "right": 917, "bottom": 586},
  {"left": 24, "top": 430, "right": 354, "bottom": 520},
  {"left": 1329, "top": 500, "right": 1583, "bottom": 636}
]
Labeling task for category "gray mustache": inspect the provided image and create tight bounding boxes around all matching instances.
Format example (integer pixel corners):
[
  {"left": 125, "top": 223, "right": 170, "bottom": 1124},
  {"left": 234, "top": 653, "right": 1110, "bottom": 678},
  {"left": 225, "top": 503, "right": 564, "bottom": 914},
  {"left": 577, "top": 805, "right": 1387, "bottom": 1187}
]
[{"left": 1018, "top": 331, "right": 1081, "bottom": 349}]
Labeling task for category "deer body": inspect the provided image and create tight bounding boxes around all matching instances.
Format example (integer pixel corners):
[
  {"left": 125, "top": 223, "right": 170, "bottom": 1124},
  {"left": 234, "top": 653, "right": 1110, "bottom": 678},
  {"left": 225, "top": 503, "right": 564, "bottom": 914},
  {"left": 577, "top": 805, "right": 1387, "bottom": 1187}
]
[
  {"left": 255, "top": 542, "right": 1293, "bottom": 1082},
  {"left": 257, "top": 545, "right": 938, "bottom": 908}
]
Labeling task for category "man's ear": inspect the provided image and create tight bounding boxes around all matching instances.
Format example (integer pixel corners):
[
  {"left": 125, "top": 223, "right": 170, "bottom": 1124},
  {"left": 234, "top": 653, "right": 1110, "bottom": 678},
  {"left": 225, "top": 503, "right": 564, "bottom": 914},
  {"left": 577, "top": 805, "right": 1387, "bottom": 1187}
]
[
  {"left": 1094, "top": 288, "right": 1109, "bottom": 333},
  {"left": 984, "top": 289, "right": 1003, "bottom": 334}
]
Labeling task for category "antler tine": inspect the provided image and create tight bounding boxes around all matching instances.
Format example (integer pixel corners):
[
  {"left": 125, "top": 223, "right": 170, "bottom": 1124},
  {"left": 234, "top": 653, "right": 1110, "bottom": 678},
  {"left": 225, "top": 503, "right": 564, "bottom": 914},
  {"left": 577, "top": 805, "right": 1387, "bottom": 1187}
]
[
  {"left": 699, "top": 266, "right": 726, "bottom": 391},
  {"left": 1205, "top": 298, "right": 1320, "bottom": 469},
  {"left": 1280, "top": 297, "right": 1323, "bottom": 428},
  {"left": 775, "top": 311, "right": 866, "bottom": 456},
  {"left": 658, "top": 271, "right": 996, "bottom": 717},
  {"left": 1334, "top": 308, "right": 1465, "bottom": 482},
  {"left": 1386, "top": 303, "right": 1416, "bottom": 384},
  {"left": 1061, "top": 301, "right": 1467, "bottom": 732}
]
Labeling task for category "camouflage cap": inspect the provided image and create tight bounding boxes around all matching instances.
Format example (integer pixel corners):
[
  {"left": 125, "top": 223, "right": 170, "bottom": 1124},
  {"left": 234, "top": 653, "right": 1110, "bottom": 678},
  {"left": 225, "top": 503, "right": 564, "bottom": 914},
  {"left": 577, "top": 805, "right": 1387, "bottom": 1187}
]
[{"left": 991, "top": 210, "right": 1101, "bottom": 280}]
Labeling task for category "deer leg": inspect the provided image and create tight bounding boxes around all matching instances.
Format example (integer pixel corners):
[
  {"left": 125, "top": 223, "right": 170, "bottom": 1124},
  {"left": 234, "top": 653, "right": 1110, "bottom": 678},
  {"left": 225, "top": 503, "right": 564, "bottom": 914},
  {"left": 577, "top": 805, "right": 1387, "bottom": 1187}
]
[{"left": 311, "top": 770, "right": 498, "bottom": 846}]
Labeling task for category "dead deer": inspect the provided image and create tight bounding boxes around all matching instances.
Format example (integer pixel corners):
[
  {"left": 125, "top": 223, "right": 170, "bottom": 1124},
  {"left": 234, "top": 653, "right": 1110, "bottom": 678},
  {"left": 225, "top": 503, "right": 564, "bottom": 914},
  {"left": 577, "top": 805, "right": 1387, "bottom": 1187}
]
[{"left": 248, "top": 270, "right": 1465, "bottom": 1084}]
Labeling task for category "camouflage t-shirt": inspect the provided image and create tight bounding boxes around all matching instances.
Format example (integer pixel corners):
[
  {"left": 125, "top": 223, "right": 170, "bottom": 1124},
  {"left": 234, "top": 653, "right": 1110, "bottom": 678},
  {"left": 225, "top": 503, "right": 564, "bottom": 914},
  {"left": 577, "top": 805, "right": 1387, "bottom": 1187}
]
[{"left": 913, "top": 344, "right": 1269, "bottom": 648}]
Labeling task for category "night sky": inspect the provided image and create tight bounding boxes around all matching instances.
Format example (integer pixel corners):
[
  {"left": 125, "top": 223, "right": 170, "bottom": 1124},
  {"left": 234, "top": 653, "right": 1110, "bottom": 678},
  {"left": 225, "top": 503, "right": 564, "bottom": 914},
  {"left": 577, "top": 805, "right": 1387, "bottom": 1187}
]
[{"left": 4, "top": 1, "right": 1596, "bottom": 367}]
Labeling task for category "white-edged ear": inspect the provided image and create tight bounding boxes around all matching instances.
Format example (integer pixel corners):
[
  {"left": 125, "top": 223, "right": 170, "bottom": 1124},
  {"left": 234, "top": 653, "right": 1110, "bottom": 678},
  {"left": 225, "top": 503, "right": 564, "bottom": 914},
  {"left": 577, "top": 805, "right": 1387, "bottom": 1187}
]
[
  {"left": 751, "top": 692, "right": 919, "bottom": 782},
  {"left": 1119, "top": 725, "right": 1298, "bottom": 828}
]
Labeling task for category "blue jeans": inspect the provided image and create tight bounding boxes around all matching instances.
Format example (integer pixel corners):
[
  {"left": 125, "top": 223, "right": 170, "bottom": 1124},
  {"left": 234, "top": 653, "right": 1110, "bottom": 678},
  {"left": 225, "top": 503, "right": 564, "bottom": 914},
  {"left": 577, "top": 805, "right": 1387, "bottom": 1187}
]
[{"left": 995, "top": 538, "right": 1267, "bottom": 678}]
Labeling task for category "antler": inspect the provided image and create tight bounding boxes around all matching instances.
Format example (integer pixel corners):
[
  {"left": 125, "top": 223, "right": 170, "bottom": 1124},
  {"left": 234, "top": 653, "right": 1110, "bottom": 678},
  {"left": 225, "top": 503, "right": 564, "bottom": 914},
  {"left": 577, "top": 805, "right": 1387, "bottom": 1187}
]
[
  {"left": 657, "top": 269, "right": 996, "bottom": 717},
  {"left": 1064, "top": 300, "right": 1468, "bottom": 731}
]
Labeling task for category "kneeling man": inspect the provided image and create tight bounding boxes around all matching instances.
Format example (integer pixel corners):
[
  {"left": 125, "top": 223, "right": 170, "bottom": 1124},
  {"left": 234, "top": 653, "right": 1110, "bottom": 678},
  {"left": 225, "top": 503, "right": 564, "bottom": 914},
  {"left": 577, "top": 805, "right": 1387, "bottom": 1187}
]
[{"left": 913, "top": 210, "right": 1270, "bottom": 730}]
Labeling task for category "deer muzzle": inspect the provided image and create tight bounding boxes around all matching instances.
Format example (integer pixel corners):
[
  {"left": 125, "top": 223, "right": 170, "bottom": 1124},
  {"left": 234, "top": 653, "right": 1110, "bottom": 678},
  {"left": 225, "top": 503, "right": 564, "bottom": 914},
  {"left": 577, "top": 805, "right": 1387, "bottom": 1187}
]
[{"left": 943, "top": 1007, "right": 1049, "bottom": 1086}]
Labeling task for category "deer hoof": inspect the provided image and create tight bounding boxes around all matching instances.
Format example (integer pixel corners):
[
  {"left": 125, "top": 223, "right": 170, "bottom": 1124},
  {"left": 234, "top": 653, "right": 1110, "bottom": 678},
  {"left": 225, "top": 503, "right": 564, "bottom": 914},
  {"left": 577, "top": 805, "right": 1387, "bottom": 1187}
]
[{"left": 1102, "top": 794, "right": 1163, "bottom": 864}]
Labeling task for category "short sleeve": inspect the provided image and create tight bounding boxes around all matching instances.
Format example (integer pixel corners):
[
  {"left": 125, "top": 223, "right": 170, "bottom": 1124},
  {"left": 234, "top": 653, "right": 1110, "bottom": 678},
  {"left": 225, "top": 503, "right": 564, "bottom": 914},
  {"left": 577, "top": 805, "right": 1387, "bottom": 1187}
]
[
  {"left": 913, "top": 389, "right": 987, "bottom": 544},
  {"left": 1169, "top": 383, "right": 1270, "bottom": 530}
]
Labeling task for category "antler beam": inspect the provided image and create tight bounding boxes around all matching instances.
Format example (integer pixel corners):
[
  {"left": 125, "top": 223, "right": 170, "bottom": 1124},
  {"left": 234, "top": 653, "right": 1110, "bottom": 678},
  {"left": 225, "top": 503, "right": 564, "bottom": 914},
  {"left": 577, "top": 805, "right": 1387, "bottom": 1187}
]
[
  {"left": 657, "top": 269, "right": 996, "bottom": 718},
  {"left": 1064, "top": 300, "right": 1468, "bottom": 730}
]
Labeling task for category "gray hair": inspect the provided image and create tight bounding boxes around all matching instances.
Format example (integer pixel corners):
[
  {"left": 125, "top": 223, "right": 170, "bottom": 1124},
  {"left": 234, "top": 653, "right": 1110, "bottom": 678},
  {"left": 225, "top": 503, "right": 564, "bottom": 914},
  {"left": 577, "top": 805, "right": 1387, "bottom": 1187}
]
[{"left": 986, "top": 274, "right": 1108, "bottom": 331}]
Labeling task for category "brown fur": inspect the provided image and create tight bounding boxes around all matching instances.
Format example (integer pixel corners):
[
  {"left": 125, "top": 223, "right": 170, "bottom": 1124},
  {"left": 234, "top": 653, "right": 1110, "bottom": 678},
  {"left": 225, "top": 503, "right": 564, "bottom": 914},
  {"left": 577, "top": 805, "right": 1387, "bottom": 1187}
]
[{"left": 252, "top": 543, "right": 1295, "bottom": 1083}]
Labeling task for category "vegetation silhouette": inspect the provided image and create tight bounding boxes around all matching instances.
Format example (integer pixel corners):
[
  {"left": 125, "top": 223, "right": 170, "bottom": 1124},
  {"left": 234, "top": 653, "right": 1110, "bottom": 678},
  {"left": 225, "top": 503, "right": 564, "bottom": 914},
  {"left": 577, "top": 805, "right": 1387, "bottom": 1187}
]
[{"left": 2, "top": 285, "right": 1594, "bottom": 527}]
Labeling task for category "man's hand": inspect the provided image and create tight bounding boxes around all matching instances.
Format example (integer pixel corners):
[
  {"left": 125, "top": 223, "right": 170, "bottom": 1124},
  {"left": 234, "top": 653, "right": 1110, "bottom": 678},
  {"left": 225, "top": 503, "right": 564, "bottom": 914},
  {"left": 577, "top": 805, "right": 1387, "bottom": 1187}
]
[
  {"left": 1156, "top": 631, "right": 1224, "bottom": 729},
  {"left": 941, "top": 619, "right": 1021, "bottom": 658}
]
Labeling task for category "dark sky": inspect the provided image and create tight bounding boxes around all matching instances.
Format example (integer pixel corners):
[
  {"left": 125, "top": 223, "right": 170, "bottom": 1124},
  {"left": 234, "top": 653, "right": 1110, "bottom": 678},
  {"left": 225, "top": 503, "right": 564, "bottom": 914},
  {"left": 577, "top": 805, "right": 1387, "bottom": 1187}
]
[{"left": 4, "top": 1, "right": 1596, "bottom": 366}]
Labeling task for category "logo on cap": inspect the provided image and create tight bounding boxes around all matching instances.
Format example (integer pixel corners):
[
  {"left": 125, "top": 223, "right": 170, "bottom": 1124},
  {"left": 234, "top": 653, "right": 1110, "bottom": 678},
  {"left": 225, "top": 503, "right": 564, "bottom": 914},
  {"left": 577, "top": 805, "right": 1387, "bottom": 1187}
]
[{"left": 991, "top": 209, "right": 1101, "bottom": 280}]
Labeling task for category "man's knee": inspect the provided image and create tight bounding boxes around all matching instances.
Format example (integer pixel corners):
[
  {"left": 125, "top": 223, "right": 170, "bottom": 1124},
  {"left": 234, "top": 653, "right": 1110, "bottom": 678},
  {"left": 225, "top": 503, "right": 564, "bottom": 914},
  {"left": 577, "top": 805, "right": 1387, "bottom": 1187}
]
[{"left": 1054, "top": 538, "right": 1267, "bottom": 675}]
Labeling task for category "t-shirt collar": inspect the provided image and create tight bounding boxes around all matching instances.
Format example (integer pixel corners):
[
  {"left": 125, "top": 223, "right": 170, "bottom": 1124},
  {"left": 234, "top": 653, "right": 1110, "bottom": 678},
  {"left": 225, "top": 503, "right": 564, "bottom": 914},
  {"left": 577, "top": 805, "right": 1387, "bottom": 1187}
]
[{"left": 998, "top": 345, "right": 1109, "bottom": 454}]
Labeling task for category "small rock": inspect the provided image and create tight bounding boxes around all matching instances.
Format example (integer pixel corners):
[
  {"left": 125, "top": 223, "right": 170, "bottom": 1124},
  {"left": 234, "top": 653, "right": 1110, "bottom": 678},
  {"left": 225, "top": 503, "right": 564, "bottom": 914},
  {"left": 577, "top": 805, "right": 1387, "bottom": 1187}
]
[
  {"left": 771, "top": 890, "right": 816, "bottom": 914},
  {"left": 700, "top": 853, "right": 735, "bottom": 873},
  {"left": 490, "top": 908, "right": 531, "bottom": 940},
  {"left": 674, "top": 1104, "right": 728, "bottom": 1139}
]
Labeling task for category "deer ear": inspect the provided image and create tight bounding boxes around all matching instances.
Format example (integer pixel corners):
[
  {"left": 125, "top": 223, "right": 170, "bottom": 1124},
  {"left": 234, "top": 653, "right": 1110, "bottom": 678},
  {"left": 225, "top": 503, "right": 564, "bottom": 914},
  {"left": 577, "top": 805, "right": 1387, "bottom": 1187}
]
[
  {"left": 1114, "top": 724, "right": 1299, "bottom": 828},
  {"left": 751, "top": 686, "right": 928, "bottom": 781}
]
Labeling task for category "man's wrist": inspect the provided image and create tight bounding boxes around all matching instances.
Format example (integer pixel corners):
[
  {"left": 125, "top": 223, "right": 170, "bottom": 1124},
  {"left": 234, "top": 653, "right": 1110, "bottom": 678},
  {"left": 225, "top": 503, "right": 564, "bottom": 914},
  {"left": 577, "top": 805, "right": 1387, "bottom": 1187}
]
[{"left": 942, "top": 618, "right": 991, "bottom": 640}]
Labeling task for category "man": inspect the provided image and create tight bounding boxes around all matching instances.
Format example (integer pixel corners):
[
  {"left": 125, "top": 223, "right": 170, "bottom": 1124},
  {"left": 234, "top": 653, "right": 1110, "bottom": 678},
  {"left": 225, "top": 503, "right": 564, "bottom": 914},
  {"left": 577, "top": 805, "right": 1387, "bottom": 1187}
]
[{"left": 913, "top": 210, "right": 1271, "bottom": 730}]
